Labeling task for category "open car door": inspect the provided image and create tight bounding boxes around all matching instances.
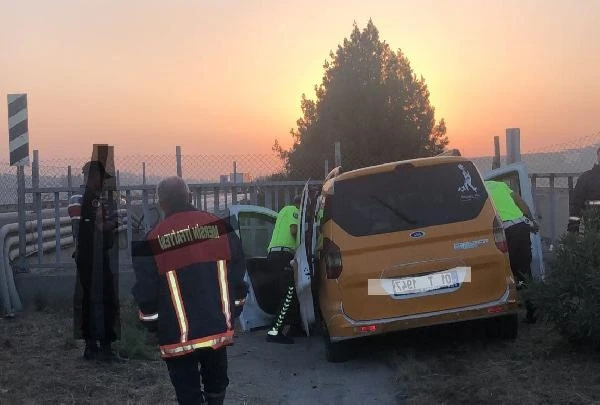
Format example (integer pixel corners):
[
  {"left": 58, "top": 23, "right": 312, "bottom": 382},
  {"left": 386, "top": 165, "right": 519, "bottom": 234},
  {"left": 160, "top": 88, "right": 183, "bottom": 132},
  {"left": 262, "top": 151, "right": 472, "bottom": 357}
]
[
  {"left": 292, "top": 182, "right": 317, "bottom": 336},
  {"left": 227, "top": 205, "right": 279, "bottom": 331},
  {"left": 484, "top": 163, "right": 545, "bottom": 280}
]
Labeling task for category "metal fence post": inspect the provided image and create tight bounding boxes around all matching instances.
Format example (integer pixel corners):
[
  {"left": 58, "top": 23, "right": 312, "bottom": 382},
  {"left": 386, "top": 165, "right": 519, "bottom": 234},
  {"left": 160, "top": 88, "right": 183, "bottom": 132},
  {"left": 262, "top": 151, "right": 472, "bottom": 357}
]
[
  {"left": 492, "top": 136, "right": 501, "bottom": 169},
  {"left": 549, "top": 174, "right": 556, "bottom": 243},
  {"left": 32, "top": 150, "right": 43, "bottom": 265},
  {"left": 334, "top": 142, "right": 341, "bottom": 167},
  {"left": 176, "top": 146, "right": 182, "bottom": 178},
  {"left": 506, "top": 128, "right": 521, "bottom": 165},
  {"left": 16, "top": 164, "right": 28, "bottom": 272},
  {"left": 54, "top": 192, "right": 61, "bottom": 264},
  {"left": 142, "top": 162, "right": 146, "bottom": 185},
  {"left": 530, "top": 174, "right": 538, "bottom": 217},
  {"left": 67, "top": 165, "right": 73, "bottom": 198},
  {"left": 568, "top": 176, "right": 574, "bottom": 206}
]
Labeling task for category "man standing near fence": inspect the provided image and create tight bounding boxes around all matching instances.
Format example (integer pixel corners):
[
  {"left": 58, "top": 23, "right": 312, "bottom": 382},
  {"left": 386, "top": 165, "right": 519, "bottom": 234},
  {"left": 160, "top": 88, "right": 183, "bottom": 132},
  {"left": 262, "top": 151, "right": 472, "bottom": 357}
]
[
  {"left": 71, "top": 157, "right": 123, "bottom": 362},
  {"left": 568, "top": 147, "right": 600, "bottom": 234}
]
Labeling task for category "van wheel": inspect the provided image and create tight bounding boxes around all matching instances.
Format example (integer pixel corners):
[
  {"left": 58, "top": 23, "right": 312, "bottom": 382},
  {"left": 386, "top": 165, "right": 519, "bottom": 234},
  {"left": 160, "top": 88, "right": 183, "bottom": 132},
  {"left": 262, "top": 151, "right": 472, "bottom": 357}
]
[
  {"left": 486, "top": 314, "right": 518, "bottom": 340},
  {"left": 321, "top": 320, "right": 352, "bottom": 363}
]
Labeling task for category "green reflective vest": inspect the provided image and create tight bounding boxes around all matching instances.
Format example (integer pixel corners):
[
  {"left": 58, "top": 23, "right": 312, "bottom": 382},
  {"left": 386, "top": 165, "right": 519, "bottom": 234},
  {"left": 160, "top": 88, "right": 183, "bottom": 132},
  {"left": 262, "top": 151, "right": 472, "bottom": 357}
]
[
  {"left": 268, "top": 205, "right": 300, "bottom": 251},
  {"left": 484, "top": 180, "right": 523, "bottom": 222}
]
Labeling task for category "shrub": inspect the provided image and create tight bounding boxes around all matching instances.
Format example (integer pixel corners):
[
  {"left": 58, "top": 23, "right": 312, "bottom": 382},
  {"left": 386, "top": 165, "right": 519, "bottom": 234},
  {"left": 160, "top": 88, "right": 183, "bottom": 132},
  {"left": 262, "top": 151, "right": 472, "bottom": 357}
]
[
  {"left": 114, "top": 301, "right": 159, "bottom": 360},
  {"left": 527, "top": 208, "right": 600, "bottom": 347}
]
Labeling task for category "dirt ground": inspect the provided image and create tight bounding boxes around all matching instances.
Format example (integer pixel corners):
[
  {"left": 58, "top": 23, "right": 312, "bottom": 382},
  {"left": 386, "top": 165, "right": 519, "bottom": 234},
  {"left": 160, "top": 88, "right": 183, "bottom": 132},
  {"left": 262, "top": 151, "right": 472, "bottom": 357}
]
[{"left": 2, "top": 303, "right": 600, "bottom": 405}]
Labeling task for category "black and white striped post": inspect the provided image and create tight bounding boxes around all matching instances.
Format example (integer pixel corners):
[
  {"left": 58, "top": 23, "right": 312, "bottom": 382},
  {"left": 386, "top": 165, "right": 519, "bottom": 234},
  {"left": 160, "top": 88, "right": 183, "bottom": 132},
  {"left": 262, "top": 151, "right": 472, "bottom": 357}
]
[{"left": 7, "top": 93, "right": 30, "bottom": 271}]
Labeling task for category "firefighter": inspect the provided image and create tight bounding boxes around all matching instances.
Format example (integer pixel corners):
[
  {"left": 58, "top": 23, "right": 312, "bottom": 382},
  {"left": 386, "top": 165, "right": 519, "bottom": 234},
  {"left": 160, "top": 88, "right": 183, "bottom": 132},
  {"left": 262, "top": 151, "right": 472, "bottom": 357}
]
[
  {"left": 132, "top": 176, "right": 248, "bottom": 405},
  {"left": 71, "top": 160, "right": 123, "bottom": 362},
  {"left": 485, "top": 180, "right": 539, "bottom": 323},
  {"left": 568, "top": 147, "right": 600, "bottom": 234},
  {"left": 265, "top": 195, "right": 302, "bottom": 344}
]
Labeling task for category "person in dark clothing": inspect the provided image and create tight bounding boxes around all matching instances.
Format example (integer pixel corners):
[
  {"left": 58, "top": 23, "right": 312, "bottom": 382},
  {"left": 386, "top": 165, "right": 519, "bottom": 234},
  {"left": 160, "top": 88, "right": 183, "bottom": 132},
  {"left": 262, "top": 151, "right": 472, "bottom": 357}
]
[
  {"left": 132, "top": 176, "right": 248, "bottom": 405},
  {"left": 568, "top": 147, "right": 600, "bottom": 233},
  {"left": 72, "top": 160, "right": 123, "bottom": 362}
]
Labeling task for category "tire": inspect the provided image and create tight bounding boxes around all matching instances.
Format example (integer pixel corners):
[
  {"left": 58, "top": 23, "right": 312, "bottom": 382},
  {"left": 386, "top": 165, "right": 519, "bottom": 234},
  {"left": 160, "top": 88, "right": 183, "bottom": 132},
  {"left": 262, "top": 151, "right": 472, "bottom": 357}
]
[
  {"left": 486, "top": 314, "right": 518, "bottom": 340},
  {"left": 321, "top": 318, "right": 352, "bottom": 363}
]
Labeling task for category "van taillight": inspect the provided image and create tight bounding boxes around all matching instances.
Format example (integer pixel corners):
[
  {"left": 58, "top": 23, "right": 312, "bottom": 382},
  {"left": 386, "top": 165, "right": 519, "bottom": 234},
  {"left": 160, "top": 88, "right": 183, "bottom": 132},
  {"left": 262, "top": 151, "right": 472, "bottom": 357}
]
[
  {"left": 323, "top": 238, "right": 343, "bottom": 279},
  {"left": 493, "top": 216, "right": 508, "bottom": 253}
]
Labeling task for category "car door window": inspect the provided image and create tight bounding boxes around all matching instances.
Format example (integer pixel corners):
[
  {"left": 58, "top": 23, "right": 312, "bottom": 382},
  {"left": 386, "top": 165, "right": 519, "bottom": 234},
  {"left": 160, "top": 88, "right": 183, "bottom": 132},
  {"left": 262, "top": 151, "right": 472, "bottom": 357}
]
[
  {"left": 490, "top": 171, "right": 522, "bottom": 196},
  {"left": 238, "top": 212, "right": 276, "bottom": 258}
]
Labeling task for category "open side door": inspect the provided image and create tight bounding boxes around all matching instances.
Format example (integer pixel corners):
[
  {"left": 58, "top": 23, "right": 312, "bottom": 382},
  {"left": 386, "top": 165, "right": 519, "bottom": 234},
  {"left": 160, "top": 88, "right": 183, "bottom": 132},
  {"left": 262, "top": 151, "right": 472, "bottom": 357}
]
[
  {"left": 227, "top": 205, "right": 279, "bottom": 331},
  {"left": 484, "top": 163, "right": 545, "bottom": 280},
  {"left": 293, "top": 182, "right": 317, "bottom": 336}
]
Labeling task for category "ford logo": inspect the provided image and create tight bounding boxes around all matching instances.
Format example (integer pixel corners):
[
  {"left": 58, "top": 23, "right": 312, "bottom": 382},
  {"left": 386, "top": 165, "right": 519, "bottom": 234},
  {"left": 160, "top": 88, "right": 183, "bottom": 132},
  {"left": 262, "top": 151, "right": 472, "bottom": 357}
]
[{"left": 410, "top": 231, "right": 425, "bottom": 238}]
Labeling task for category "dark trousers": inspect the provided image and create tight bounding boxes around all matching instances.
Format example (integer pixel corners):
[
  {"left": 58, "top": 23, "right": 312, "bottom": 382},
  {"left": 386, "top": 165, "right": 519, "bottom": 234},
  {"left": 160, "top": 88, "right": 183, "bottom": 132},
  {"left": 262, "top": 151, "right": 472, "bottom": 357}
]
[
  {"left": 505, "top": 222, "right": 535, "bottom": 318},
  {"left": 504, "top": 222, "right": 532, "bottom": 284},
  {"left": 267, "top": 250, "right": 300, "bottom": 334},
  {"left": 165, "top": 347, "right": 229, "bottom": 405},
  {"left": 75, "top": 251, "right": 119, "bottom": 343}
]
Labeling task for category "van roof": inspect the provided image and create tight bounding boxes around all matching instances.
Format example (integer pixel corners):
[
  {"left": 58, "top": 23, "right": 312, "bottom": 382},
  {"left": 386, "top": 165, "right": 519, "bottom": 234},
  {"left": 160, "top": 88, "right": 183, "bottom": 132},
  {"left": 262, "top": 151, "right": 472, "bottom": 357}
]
[{"left": 330, "top": 155, "right": 470, "bottom": 183}]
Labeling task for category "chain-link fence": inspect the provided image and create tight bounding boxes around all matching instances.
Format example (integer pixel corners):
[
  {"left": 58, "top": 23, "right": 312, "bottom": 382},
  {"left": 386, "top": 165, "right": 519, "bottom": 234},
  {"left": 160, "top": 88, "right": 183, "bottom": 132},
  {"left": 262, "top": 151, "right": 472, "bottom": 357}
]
[{"left": 0, "top": 131, "right": 598, "bottom": 208}]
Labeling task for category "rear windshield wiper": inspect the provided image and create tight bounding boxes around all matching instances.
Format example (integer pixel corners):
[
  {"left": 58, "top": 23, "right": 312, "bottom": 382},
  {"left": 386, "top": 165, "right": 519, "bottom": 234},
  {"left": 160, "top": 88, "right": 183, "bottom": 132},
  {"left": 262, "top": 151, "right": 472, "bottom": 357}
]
[{"left": 370, "top": 195, "right": 417, "bottom": 225}]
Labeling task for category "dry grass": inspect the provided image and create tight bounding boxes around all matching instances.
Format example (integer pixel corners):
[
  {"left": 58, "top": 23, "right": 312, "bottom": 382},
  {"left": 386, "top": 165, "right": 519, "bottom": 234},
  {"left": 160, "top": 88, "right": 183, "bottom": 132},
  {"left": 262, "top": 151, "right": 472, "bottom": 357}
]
[
  {"left": 0, "top": 301, "right": 177, "bottom": 405},
  {"left": 2, "top": 303, "right": 600, "bottom": 405},
  {"left": 389, "top": 313, "right": 600, "bottom": 405}
]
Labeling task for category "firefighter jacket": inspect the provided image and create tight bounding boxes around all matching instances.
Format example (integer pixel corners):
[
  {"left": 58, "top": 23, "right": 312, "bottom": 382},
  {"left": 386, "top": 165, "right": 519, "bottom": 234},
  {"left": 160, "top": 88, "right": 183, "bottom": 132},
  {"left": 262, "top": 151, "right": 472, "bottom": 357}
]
[
  {"left": 131, "top": 204, "right": 248, "bottom": 359},
  {"left": 570, "top": 164, "right": 600, "bottom": 219}
]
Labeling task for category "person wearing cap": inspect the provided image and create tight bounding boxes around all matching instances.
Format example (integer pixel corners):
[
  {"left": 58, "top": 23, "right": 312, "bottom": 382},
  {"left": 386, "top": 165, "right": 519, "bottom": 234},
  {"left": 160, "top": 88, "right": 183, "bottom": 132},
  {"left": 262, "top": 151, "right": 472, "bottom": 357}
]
[
  {"left": 72, "top": 160, "right": 123, "bottom": 362},
  {"left": 484, "top": 180, "right": 539, "bottom": 323},
  {"left": 265, "top": 195, "right": 303, "bottom": 344},
  {"left": 568, "top": 147, "right": 600, "bottom": 234}
]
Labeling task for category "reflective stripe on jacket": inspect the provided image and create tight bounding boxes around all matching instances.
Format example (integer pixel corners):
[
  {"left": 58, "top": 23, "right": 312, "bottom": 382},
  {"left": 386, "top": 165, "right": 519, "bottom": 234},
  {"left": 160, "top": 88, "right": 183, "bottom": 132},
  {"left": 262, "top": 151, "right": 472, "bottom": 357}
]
[{"left": 131, "top": 206, "right": 247, "bottom": 359}]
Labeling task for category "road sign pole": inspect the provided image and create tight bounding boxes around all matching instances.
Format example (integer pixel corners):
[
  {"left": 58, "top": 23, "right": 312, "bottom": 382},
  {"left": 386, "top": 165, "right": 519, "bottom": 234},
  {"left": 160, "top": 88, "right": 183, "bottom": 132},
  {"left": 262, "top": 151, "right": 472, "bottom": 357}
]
[{"left": 7, "top": 93, "right": 30, "bottom": 272}]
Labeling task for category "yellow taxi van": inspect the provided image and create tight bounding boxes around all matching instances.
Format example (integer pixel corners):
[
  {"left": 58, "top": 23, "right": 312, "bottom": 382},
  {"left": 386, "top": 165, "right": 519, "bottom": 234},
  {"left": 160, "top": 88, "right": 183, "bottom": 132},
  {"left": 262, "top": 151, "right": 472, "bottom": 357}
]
[{"left": 297, "top": 154, "right": 520, "bottom": 362}]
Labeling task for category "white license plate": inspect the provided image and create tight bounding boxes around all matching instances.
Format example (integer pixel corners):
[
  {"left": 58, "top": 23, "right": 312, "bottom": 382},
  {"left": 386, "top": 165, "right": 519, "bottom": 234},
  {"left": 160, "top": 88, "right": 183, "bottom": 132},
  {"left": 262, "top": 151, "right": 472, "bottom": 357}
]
[{"left": 392, "top": 270, "right": 459, "bottom": 295}]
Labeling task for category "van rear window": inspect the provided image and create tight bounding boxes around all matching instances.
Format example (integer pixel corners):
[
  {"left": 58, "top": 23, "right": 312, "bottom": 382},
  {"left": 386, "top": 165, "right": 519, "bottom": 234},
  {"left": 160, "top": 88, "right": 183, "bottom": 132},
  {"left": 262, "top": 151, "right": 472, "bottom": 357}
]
[{"left": 331, "top": 161, "right": 488, "bottom": 236}]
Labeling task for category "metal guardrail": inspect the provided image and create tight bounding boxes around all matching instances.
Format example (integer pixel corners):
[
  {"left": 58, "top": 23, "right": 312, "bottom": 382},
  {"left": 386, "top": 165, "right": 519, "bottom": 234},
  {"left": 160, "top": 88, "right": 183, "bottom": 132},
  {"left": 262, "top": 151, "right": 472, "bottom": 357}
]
[
  {"left": 0, "top": 172, "right": 585, "bottom": 316},
  {"left": 0, "top": 212, "right": 130, "bottom": 316}
]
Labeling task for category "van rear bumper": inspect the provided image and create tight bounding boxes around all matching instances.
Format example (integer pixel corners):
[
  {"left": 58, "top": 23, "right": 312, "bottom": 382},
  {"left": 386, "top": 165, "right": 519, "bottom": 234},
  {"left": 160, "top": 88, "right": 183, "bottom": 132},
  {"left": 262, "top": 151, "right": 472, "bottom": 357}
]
[{"left": 328, "top": 286, "right": 518, "bottom": 342}]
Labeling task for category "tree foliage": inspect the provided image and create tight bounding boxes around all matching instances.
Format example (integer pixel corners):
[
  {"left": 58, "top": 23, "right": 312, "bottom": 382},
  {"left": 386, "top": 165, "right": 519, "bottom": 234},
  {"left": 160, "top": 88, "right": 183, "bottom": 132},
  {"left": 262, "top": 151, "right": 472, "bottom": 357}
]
[{"left": 274, "top": 20, "right": 449, "bottom": 180}]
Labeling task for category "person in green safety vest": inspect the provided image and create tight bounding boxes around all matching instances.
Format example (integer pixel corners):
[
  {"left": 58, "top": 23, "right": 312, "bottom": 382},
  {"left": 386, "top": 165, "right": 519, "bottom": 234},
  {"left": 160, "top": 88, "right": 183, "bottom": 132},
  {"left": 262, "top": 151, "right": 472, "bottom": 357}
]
[
  {"left": 266, "top": 195, "right": 302, "bottom": 344},
  {"left": 484, "top": 180, "right": 539, "bottom": 323}
]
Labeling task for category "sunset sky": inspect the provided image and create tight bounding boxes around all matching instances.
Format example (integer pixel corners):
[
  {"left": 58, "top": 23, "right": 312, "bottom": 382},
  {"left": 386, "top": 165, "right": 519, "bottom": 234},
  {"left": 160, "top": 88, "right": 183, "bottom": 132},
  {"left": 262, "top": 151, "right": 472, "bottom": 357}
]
[{"left": 1, "top": 0, "right": 599, "bottom": 163}]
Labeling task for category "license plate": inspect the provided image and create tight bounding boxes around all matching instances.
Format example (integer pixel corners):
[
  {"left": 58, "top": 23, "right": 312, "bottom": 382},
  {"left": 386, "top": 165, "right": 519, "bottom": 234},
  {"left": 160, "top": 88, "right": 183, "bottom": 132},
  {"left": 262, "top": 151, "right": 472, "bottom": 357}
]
[{"left": 392, "top": 270, "right": 459, "bottom": 296}]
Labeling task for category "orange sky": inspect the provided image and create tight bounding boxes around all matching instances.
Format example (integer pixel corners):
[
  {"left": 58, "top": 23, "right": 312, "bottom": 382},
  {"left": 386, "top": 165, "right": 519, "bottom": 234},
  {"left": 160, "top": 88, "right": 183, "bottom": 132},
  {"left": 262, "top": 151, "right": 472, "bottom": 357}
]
[{"left": 1, "top": 0, "right": 599, "bottom": 162}]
